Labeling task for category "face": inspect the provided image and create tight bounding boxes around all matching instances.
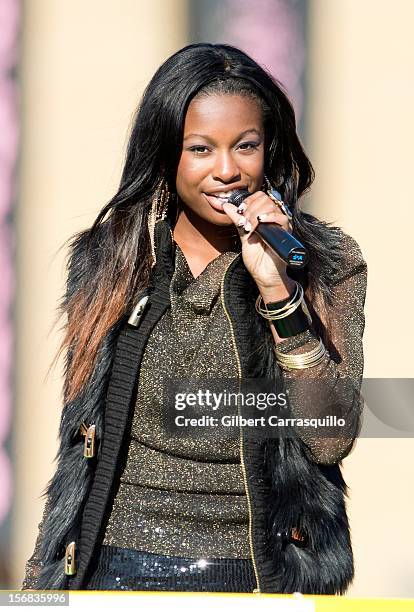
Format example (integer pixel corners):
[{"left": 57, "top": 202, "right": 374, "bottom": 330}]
[{"left": 176, "top": 94, "right": 265, "bottom": 226}]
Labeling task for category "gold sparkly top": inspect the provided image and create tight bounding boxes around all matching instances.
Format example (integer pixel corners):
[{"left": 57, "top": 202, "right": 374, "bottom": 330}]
[{"left": 102, "top": 243, "right": 252, "bottom": 558}]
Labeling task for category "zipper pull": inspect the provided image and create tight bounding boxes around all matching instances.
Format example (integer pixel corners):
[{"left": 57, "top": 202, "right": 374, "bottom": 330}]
[
  {"left": 83, "top": 424, "right": 96, "bottom": 458},
  {"left": 64, "top": 542, "right": 77, "bottom": 575},
  {"left": 253, "top": 588, "right": 261, "bottom": 594},
  {"left": 128, "top": 294, "right": 149, "bottom": 327}
]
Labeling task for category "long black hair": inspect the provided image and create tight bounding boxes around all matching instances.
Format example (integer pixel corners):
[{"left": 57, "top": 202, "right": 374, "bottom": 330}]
[{"left": 56, "top": 42, "right": 344, "bottom": 403}]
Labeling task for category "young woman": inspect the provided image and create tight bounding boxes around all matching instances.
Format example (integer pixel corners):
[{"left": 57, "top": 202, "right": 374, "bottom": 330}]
[{"left": 22, "top": 42, "right": 367, "bottom": 595}]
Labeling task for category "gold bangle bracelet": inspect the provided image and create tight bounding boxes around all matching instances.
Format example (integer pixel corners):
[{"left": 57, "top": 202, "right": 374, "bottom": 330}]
[
  {"left": 275, "top": 353, "right": 327, "bottom": 370},
  {"left": 266, "top": 295, "right": 304, "bottom": 320},
  {"left": 274, "top": 338, "right": 328, "bottom": 369},
  {"left": 255, "top": 283, "right": 301, "bottom": 316},
  {"left": 255, "top": 283, "right": 304, "bottom": 320},
  {"left": 275, "top": 352, "right": 326, "bottom": 370},
  {"left": 275, "top": 339, "right": 325, "bottom": 363}
]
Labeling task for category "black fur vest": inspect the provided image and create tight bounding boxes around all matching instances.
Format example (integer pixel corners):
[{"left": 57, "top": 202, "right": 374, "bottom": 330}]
[{"left": 27, "top": 217, "right": 360, "bottom": 594}]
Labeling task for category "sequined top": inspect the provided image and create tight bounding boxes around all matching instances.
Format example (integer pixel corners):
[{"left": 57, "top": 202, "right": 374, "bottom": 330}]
[{"left": 102, "top": 243, "right": 252, "bottom": 558}]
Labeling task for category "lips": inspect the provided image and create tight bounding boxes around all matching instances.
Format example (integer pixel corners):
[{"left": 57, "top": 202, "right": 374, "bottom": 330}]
[
  {"left": 207, "top": 193, "right": 232, "bottom": 202},
  {"left": 202, "top": 187, "right": 249, "bottom": 212},
  {"left": 206, "top": 192, "right": 234, "bottom": 199},
  {"left": 203, "top": 188, "right": 247, "bottom": 207},
  {"left": 204, "top": 187, "right": 247, "bottom": 199},
  {"left": 203, "top": 193, "right": 230, "bottom": 212}
]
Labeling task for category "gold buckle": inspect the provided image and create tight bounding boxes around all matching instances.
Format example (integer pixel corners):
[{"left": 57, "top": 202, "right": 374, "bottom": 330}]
[
  {"left": 80, "top": 422, "right": 96, "bottom": 458},
  {"left": 128, "top": 294, "right": 149, "bottom": 327},
  {"left": 64, "top": 542, "right": 77, "bottom": 575}
]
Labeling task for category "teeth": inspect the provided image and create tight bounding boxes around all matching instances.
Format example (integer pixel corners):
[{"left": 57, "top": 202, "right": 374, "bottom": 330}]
[{"left": 209, "top": 192, "right": 234, "bottom": 199}]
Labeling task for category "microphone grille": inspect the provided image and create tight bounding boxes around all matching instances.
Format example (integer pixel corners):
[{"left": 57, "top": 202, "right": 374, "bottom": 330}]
[{"left": 228, "top": 189, "right": 250, "bottom": 206}]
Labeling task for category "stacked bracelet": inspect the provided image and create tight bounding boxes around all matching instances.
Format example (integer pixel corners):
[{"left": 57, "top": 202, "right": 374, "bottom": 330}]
[
  {"left": 274, "top": 338, "right": 327, "bottom": 369},
  {"left": 255, "top": 281, "right": 328, "bottom": 370},
  {"left": 255, "top": 281, "right": 312, "bottom": 338}
]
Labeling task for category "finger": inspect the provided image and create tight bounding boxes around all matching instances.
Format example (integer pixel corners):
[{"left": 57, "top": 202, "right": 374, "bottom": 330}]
[
  {"left": 251, "top": 211, "right": 292, "bottom": 234},
  {"left": 221, "top": 201, "right": 252, "bottom": 238},
  {"left": 235, "top": 190, "right": 268, "bottom": 212},
  {"left": 235, "top": 194, "right": 260, "bottom": 215},
  {"left": 238, "top": 192, "right": 279, "bottom": 221},
  {"left": 240, "top": 191, "right": 265, "bottom": 203}
]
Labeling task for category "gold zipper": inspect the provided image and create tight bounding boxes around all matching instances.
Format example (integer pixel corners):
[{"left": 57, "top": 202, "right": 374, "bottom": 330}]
[
  {"left": 220, "top": 255, "right": 261, "bottom": 595},
  {"left": 167, "top": 220, "right": 261, "bottom": 592}
]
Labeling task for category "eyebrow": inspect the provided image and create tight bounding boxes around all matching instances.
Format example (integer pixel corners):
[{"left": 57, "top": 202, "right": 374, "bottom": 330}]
[{"left": 183, "top": 129, "right": 262, "bottom": 142}]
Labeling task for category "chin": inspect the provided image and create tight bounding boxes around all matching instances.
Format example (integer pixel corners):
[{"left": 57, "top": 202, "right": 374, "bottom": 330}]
[
  {"left": 182, "top": 198, "right": 233, "bottom": 226},
  {"left": 200, "top": 209, "right": 233, "bottom": 226}
]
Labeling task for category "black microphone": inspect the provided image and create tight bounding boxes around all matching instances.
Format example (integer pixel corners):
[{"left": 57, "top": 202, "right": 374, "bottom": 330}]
[{"left": 228, "top": 189, "right": 308, "bottom": 269}]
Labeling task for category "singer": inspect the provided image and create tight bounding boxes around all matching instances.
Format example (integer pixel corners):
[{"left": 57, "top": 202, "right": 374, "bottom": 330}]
[{"left": 22, "top": 43, "right": 367, "bottom": 594}]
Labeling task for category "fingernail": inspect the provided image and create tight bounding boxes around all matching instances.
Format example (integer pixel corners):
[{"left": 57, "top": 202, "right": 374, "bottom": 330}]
[
  {"left": 237, "top": 203, "right": 246, "bottom": 213},
  {"left": 257, "top": 213, "right": 268, "bottom": 222},
  {"left": 244, "top": 220, "right": 252, "bottom": 233},
  {"left": 237, "top": 217, "right": 246, "bottom": 228}
]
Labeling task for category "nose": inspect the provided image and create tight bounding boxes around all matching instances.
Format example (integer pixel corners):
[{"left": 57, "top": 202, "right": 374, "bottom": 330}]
[{"left": 212, "top": 149, "right": 241, "bottom": 184}]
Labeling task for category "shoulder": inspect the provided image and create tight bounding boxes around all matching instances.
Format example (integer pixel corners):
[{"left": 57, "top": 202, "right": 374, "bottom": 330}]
[
  {"left": 329, "top": 229, "right": 367, "bottom": 286},
  {"left": 298, "top": 212, "right": 367, "bottom": 288}
]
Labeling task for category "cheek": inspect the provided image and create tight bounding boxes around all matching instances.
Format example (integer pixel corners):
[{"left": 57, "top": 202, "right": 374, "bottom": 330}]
[
  {"left": 176, "top": 154, "right": 207, "bottom": 192},
  {"left": 246, "top": 150, "right": 265, "bottom": 173},
  {"left": 248, "top": 156, "right": 265, "bottom": 187}
]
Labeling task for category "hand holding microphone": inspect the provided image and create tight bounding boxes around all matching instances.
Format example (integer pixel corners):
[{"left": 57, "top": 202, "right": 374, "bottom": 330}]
[
  {"left": 220, "top": 186, "right": 308, "bottom": 294},
  {"left": 227, "top": 188, "right": 308, "bottom": 269}
]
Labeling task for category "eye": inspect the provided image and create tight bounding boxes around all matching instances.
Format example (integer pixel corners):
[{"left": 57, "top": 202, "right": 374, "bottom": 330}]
[
  {"left": 187, "top": 142, "right": 260, "bottom": 154},
  {"left": 239, "top": 142, "right": 260, "bottom": 151},
  {"left": 188, "top": 146, "right": 210, "bottom": 154}
]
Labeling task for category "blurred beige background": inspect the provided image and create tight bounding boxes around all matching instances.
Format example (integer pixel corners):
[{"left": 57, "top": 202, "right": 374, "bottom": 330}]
[
  {"left": 13, "top": 0, "right": 414, "bottom": 597},
  {"left": 307, "top": 0, "right": 414, "bottom": 597}
]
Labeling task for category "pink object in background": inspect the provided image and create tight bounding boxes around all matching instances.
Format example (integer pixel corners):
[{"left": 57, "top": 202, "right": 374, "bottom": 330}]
[
  {"left": 213, "top": 0, "right": 306, "bottom": 123},
  {"left": 0, "top": 0, "right": 19, "bottom": 523}
]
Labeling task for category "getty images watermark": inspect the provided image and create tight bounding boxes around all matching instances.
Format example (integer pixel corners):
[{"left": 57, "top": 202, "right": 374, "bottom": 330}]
[
  {"left": 173, "top": 388, "right": 345, "bottom": 429},
  {"left": 162, "top": 377, "right": 360, "bottom": 440}
]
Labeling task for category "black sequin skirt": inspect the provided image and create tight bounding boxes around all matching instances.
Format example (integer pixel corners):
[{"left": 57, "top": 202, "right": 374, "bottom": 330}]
[{"left": 85, "top": 545, "right": 256, "bottom": 592}]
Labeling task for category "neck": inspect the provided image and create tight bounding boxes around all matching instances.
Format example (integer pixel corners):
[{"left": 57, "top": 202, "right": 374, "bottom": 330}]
[{"left": 173, "top": 204, "right": 239, "bottom": 256}]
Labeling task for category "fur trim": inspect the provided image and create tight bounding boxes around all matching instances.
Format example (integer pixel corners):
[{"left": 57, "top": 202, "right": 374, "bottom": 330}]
[{"left": 33, "top": 227, "right": 126, "bottom": 589}]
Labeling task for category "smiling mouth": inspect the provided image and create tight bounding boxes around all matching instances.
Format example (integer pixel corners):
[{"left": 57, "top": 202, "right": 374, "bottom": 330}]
[{"left": 204, "top": 191, "right": 239, "bottom": 203}]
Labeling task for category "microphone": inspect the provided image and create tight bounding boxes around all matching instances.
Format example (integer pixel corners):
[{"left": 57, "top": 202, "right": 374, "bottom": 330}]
[{"left": 228, "top": 189, "right": 308, "bottom": 269}]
